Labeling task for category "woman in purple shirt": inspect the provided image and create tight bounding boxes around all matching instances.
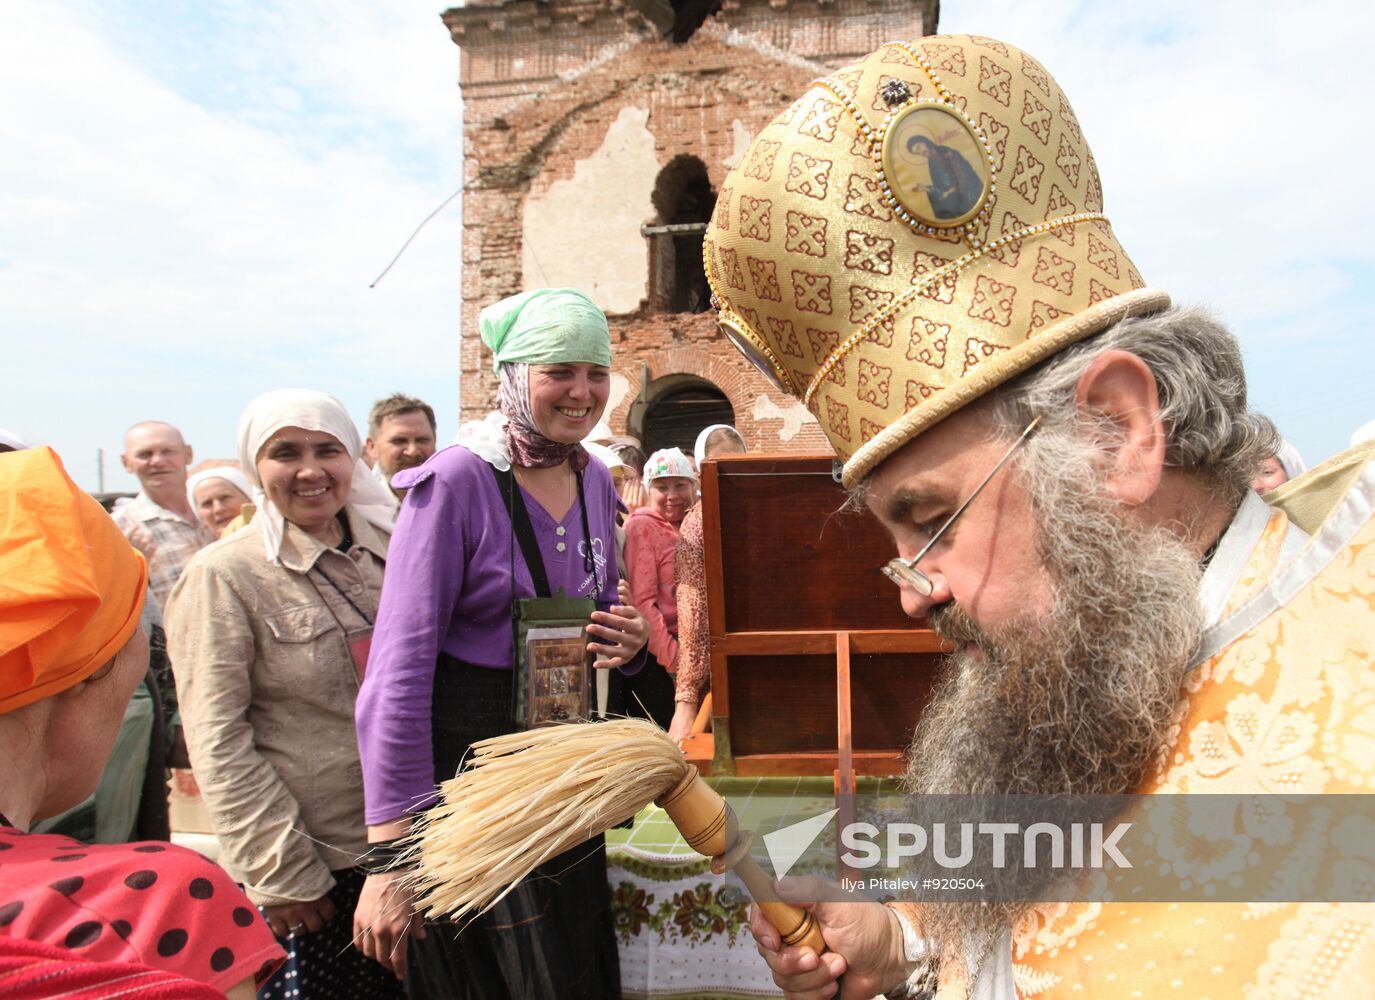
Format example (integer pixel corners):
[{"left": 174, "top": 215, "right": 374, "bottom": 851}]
[{"left": 353, "top": 288, "right": 649, "bottom": 999}]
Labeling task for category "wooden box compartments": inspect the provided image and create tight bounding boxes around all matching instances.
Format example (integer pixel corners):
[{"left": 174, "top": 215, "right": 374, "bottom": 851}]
[{"left": 685, "top": 454, "right": 948, "bottom": 784}]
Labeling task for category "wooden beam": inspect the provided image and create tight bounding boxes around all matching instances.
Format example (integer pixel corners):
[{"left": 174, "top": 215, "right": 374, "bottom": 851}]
[
  {"left": 701, "top": 458, "right": 735, "bottom": 776},
  {"left": 836, "top": 630, "right": 854, "bottom": 800},
  {"left": 835, "top": 631, "right": 859, "bottom": 879},
  {"left": 718, "top": 629, "right": 949, "bottom": 655},
  {"left": 732, "top": 751, "right": 905, "bottom": 778},
  {"left": 691, "top": 692, "right": 713, "bottom": 734}
]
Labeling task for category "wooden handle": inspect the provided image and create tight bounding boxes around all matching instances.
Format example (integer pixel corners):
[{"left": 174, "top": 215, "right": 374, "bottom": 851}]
[
  {"left": 657, "top": 769, "right": 830, "bottom": 956},
  {"left": 733, "top": 852, "right": 828, "bottom": 954},
  {"left": 655, "top": 769, "right": 732, "bottom": 857}
]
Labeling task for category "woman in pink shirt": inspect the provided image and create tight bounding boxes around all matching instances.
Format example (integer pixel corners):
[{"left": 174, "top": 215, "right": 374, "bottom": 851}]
[{"left": 619, "top": 447, "right": 697, "bottom": 729}]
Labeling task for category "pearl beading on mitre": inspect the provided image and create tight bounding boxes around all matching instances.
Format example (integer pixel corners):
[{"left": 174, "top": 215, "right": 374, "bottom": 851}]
[
  {"left": 816, "top": 39, "right": 953, "bottom": 154},
  {"left": 817, "top": 44, "right": 999, "bottom": 243},
  {"left": 699, "top": 236, "right": 802, "bottom": 396}
]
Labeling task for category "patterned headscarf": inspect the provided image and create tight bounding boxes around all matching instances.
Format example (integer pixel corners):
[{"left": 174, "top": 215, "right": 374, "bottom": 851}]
[
  {"left": 480, "top": 289, "right": 612, "bottom": 472},
  {"left": 497, "top": 363, "right": 591, "bottom": 472},
  {"left": 643, "top": 448, "right": 697, "bottom": 486}
]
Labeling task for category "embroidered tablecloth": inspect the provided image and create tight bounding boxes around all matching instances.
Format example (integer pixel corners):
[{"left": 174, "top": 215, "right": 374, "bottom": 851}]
[{"left": 606, "top": 776, "right": 897, "bottom": 999}]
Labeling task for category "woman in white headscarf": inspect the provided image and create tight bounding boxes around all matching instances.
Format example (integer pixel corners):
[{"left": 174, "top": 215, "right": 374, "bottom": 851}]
[
  {"left": 692, "top": 423, "right": 745, "bottom": 468},
  {"left": 1253, "top": 437, "right": 1307, "bottom": 494},
  {"left": 165, "top": 389, "right": 403, "bottom": 1000},
  {"left": 185, "top": 464, "right": 253, "bottom": 536}
]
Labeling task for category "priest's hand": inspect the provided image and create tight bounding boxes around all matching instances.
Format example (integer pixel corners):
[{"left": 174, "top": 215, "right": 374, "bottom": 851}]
[
  {"left": 749, "top": 877, "right": 913, "bottom": 1000},
  {"left": 587, "top": 603, "right": 650, "bottom": 669},
  {"left": 353, "top": 869, "right": 425, "bottom": 979}
]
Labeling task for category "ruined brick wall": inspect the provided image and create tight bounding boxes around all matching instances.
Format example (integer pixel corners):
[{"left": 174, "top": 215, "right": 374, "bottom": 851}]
[{"left": 445, "top": 0, "right": 936, "bottom": 454}]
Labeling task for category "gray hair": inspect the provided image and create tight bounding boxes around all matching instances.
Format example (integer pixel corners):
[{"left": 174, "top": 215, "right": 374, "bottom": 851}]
[{"left": 987, "top": 305, "right": 1278, "bottom": 501}]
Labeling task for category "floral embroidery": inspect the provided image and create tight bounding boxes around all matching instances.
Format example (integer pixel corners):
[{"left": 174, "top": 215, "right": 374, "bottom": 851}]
[
  {"left": 612, "top": 881, "right": 653, "bottom": 944},
  {"left": 1179, "top": 694, "right": 1329, "bottom": 794},
  {"left": 611, "top": 877, "right": 750, "bottom": 948}
]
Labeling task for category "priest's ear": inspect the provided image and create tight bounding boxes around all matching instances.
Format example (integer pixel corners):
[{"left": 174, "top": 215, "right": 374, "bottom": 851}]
[{"left": 1072, "top": 349, "right": 1166, "bottom": 508}]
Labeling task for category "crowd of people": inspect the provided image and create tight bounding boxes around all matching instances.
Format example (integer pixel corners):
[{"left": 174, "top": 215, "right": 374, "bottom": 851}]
[{"left": 0, "top": 287, "right": 754, "bottom": 998}]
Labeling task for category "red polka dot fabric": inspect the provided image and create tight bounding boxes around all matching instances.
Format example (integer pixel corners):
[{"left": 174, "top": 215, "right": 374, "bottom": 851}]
[
  {"left": 0, "top": 827, "right": 283, "bottom": 993},
  {"left": 0, "top": 936, "right": 223, "bottom": 998}
]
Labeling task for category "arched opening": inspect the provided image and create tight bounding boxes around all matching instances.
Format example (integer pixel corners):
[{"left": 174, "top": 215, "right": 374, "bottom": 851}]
[
  {"left": 669, "top": 0, "right": 723, "bottom": 43},
  {"left": 625, "top": 0, "right": 722, "bottom": 42},
  {"left": 635, "top": 375, "right": 735, "bottom": 456},
  {"left": 648, "top": 155, "right": 715, "bottom": 314}
]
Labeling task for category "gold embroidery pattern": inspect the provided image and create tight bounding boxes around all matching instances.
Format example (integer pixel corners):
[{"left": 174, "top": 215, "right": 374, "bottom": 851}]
[{"left": 1010, "top": 509, "right": 1375, "bottom": 996}]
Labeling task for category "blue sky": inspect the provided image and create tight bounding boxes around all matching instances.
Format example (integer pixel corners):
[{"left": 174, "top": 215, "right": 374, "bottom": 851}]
[{"left": 4, "top": 0, "right": 1372, "bottom": 491}]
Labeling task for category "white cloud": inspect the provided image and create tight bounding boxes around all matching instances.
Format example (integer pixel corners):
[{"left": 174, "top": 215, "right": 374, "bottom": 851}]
[{"left": 1, "top": 0, "right": 466, "bottom": 490}]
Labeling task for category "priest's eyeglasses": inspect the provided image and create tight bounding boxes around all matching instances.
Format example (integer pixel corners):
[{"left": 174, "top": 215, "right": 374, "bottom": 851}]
[{"left": 880, "top": 416, "right": 1041, "bottom": 596}]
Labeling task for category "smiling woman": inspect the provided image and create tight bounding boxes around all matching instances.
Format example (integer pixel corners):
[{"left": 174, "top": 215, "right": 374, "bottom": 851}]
[
  {"left": 353, "top": 287, "right": 651, "bottom": 999},
  {"left": 256, "top": 428, "right": 355, "bottom": 542},
  {"left": 164, "top": 389, "right": 403, "bottom": 1000},
  {"left": 186, "top": 465, "right": 252, "bottom": 537},
  {"left": 619, "top": 447, "right": 699, "bottom": 732}
]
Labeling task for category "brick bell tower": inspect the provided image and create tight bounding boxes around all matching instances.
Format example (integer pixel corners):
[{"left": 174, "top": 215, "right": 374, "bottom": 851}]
[{"left": 442, "top": 0, "right": 938, "bottom": 454}]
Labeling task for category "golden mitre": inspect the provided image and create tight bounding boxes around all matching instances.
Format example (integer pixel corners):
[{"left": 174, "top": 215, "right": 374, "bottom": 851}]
[{"left": 703, "top": 35, "right": 1169, "bottom": 487}]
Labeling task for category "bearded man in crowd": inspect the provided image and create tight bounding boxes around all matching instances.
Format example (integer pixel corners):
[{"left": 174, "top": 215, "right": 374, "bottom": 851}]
[{"left": 703, "top": 34, "right": 1375, "bottom": 998}]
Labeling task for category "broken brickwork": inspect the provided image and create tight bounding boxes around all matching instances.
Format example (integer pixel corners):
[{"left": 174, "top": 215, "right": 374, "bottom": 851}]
[{"left": 442, "top": 0, "right": 937, "bottom": 454}]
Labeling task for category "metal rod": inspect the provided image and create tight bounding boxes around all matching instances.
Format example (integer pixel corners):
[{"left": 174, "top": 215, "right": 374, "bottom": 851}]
[{"left": 640, "top": 222, "right": 708, "bottom": 236}]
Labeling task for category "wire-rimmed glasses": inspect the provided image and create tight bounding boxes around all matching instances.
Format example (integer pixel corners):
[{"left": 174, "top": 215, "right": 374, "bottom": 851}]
[{"left": 880, "top": 416, "right": 1041, "bottom": 596}]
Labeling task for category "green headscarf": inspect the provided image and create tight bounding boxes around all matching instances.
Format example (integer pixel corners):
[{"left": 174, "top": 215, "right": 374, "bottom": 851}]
[{"left": 478, "top": 288, "right": 612, "bottom": 371}]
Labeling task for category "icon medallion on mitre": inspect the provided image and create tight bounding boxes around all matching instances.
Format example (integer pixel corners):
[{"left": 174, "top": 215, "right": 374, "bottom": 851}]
[{"left": 880, "top": 104, "right": 991, "bottom": 230}]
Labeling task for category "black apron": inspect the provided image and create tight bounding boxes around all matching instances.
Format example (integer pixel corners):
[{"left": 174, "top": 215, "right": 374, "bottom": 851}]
[{"left": 406, "top": 464, "right": 620, "bottom": 1000}]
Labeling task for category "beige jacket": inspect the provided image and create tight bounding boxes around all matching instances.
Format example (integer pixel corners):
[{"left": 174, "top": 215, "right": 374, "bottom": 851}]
[{"left": 165, "top": 508, "right": 387, "bottom": 906}]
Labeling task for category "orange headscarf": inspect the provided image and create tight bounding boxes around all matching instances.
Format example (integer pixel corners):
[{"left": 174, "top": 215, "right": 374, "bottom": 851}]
[{"left": 0, "top": 447, "right": 148, "bottom": 714}]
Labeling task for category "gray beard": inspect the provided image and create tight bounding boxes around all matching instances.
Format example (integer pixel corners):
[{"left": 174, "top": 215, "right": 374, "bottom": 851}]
[{"left": 902, "top": 442, "right": 1207, "bottom": 958}]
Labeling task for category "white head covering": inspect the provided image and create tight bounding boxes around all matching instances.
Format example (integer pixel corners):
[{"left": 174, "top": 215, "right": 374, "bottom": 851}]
[
  {"left": 236, "top": 389, "right": 396, "bottom": 564},
  {"left": 185, "top": 465, "right": 252, "bottom": 512},
  {"left": 0, "top": 428, "right": 30, "bottom": 451},
  {"left": 452, "top": 411, "right": 512, "bottom": 470},
  {"left": 1274, "top": 438, "right": 1306, "bottom": 481},
  {"left": 587, "top": 420, "right": 615, "bottom": 445},
  {"left": 693, "top": 424, "right": 746, "bottom": 466},
  {"left": 584, "top": 441, "right": 631, "bottom": 476}
]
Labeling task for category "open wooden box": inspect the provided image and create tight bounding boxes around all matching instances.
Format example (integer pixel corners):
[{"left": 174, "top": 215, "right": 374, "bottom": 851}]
[{"left": 682, "top": 453, "right": 949, "bottom": 795}]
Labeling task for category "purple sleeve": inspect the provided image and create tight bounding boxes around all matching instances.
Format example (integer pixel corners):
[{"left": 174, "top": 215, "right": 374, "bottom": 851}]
[{"left": 356, "top": 468, "right": 464, "bottom": 824}]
